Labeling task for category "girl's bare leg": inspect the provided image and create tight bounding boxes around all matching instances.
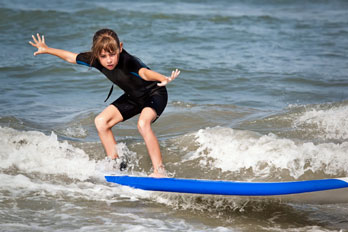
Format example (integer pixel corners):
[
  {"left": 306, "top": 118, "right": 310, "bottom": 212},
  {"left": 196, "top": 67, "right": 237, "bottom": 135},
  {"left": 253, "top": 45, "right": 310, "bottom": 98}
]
[
  {"left": 137, "top": 107, "right": 166, "bottom": 177},
  {"left": 94, "top": 105, "right": 123, "bottom": 159}
]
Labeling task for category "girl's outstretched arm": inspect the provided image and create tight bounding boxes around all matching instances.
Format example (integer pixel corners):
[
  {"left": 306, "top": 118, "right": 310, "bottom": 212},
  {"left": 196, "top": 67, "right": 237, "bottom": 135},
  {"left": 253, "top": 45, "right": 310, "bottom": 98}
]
[
  {"left": 139, "top": 68, "right": 180, "bottom": 87},
  {"left": 29, "top": 33, "right": 78, "bottom": 64}
]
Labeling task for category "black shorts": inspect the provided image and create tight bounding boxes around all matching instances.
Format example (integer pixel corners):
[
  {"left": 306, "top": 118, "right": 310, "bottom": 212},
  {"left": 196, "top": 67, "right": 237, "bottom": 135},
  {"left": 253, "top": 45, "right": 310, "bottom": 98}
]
[{"left": 112, "top": 87, "right": 168, "bottom": 122}]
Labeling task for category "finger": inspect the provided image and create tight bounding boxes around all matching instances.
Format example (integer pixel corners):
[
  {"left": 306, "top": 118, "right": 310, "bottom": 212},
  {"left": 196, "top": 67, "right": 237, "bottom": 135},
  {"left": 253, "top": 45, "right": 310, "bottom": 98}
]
[
  {"left": 42, "top": 35, "right": 45, "bottom": 44},
  {"left": 172, "top": 69, "right": 179, "bottom": 76},
  {"left": 32, "top": 35, "right": 38, "bottom": 44},
  {"left": 175, "top": 70, "right": 181, "bottom": 78},
  {"left": 28, "top": 41, "right": 37, "bottom": 48},
  {"left": 175, "top": 69, "right": 180, "bottom": 76},
  {"left": 170, "top": 69, "right": 180, "bottom": 80},
  {"left": 157, "top": 79, "right": 168, "bottom": 87},
  {"left": 37, "top": 33, "right": 42, "bottom": 43}
]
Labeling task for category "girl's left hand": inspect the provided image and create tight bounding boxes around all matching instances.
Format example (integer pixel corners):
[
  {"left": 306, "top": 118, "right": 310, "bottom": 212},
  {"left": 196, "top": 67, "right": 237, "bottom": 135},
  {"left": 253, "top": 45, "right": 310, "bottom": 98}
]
[{"left": 157, "top": 69, "right": 181, "bottom": 87}]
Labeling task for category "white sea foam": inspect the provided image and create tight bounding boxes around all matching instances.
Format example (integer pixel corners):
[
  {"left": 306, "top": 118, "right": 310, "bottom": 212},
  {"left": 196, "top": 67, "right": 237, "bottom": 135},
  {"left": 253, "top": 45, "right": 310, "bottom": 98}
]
[
  {"left": 1, "top": 125, "right": 347, "bottom": 225},
  {"left": 190, "top": 127, "right": 348, "bottom": 179},
  {"left": 293, "top": 104, "right": 348, "bottom": 140},
  {"left": 0, "top": 127, "right": 155, "bottom": 201},
  {"left": 0, "top": 127, "right": 139, "bottom": 180},
  {"left": 0, "top": 172, "right": 137, "bottom": 204},
  {"left": 0, "top": 127, "right": 95, "bottom": 181},
  {"left": 61, "top": 124, "right": 88, "bottom": 138}
]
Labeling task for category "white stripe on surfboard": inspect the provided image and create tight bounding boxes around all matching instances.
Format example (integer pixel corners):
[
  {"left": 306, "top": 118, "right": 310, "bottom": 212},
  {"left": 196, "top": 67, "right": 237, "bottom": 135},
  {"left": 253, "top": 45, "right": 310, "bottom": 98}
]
[{"left": 337, "top": 177, "right": 348, "bottom": 183}]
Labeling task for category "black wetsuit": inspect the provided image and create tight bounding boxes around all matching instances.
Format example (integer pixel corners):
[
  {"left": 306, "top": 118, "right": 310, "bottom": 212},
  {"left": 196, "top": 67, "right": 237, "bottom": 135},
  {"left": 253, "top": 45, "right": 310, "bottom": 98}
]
[{"left": 76, "top": 49, "right": 167, "bottom": 121}]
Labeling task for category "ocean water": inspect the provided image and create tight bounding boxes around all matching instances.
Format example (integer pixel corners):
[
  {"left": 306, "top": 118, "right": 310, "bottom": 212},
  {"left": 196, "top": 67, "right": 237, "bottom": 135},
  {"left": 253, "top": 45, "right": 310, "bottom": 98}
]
[{"left": 1, "top": 0, "right": 348, "bottom": 231}]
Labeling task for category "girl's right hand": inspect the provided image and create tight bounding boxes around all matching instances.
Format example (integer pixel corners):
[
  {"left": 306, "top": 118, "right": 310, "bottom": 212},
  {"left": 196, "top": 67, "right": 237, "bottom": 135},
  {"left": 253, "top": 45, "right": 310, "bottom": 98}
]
[{"left": 29, "top": 33, "right": 48, "bottom": 56}]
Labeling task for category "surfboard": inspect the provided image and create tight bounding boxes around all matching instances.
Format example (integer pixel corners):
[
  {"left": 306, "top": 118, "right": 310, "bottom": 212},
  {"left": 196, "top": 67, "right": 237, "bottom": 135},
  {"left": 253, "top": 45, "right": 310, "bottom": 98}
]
[{"left": 105, "top": 175, "right": 348, "bottom": 196}]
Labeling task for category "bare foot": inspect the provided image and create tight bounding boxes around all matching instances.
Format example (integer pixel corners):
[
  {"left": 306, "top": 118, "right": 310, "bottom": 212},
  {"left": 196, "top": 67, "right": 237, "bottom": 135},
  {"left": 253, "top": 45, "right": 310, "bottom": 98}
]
[
  {"left": 149, "top": 164, "right": 168, "bottom": 178},
  {"left": 107, "top": 153, "right": 119, "bottom": 160},
  {"left": 149, "top": 172, "right": 168, "bottom": 178}
]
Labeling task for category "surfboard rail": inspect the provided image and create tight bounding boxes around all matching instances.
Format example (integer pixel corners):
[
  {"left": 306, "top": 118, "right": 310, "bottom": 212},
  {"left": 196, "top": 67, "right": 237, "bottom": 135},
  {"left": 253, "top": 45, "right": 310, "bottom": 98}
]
[{"left": 105, "top": 175, "right": 348, "bottom": 196}]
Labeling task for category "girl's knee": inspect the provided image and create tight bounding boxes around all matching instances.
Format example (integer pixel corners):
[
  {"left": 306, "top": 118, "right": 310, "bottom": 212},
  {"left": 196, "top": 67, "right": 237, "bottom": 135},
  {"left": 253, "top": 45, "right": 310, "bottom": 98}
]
[
  {"left": 137, "top": 119, "right": 151, "bottom": 135},
  {"left": 95, "top": 115, "right": 108, "bottom": 132}
]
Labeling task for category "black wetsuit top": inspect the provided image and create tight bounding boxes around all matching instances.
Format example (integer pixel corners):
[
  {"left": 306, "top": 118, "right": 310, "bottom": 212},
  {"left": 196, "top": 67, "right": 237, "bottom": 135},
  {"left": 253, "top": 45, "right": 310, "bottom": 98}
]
[
  {"left": 76, "top": 49, "right": 160, "bottom": 100},
  {"left": 76, "top": 49, "right": 168, "bottom": 121}
]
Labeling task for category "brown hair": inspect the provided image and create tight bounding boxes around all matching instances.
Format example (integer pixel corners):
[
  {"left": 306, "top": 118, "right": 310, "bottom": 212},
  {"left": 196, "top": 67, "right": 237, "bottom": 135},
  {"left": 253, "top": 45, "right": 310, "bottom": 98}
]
[{"left": 90, "top": 29, "right": 121, "bottom": 66}]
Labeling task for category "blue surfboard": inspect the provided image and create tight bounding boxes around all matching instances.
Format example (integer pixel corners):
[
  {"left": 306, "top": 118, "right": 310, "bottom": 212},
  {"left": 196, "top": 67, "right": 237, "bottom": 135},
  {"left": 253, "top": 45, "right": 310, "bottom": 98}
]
[{"left": 105, "top": 175, "right": 348, "bottom": 196}]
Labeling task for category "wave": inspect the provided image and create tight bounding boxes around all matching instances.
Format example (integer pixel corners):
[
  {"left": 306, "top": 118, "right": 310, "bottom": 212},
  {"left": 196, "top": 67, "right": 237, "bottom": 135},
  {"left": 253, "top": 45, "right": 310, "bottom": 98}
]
[
  {"left": 187, "top": 127, "right": 348, "bottom": 180},
  {"left": 292, "top": 103, "right": 348, "bottom": 141},
  {"left": 1, "top": 102, "right": 347, "bottom": 197},
  {"left": 163, "top": 102, "right": 348, "bottom": 181},
  {"left": 2, "top": 108, "right": 347, "bottom": 182},
  {"left": 1, "top": 125, "right": 347, "bottom": 216},
  {"left": 0, "top": 127, "right": 96, "bottom": 180},
  {"left": 1, "top": 109, "right": 348, "bottom": 230},
  {"left": 239, "top": 101, "right": 348, "bottom": 143}
]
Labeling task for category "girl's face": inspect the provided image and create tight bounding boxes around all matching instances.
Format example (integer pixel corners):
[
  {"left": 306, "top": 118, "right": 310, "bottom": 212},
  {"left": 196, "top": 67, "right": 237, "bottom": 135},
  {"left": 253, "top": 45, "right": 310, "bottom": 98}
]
[{"left": 98, "top": 49, "right": 120, "bottom": 70}]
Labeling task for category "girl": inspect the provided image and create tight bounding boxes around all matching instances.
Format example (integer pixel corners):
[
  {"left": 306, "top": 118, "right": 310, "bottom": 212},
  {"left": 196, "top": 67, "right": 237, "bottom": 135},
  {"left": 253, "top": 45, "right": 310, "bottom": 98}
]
[{"left": 29, "top": 29, "right": 180, "bottom": 177}]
